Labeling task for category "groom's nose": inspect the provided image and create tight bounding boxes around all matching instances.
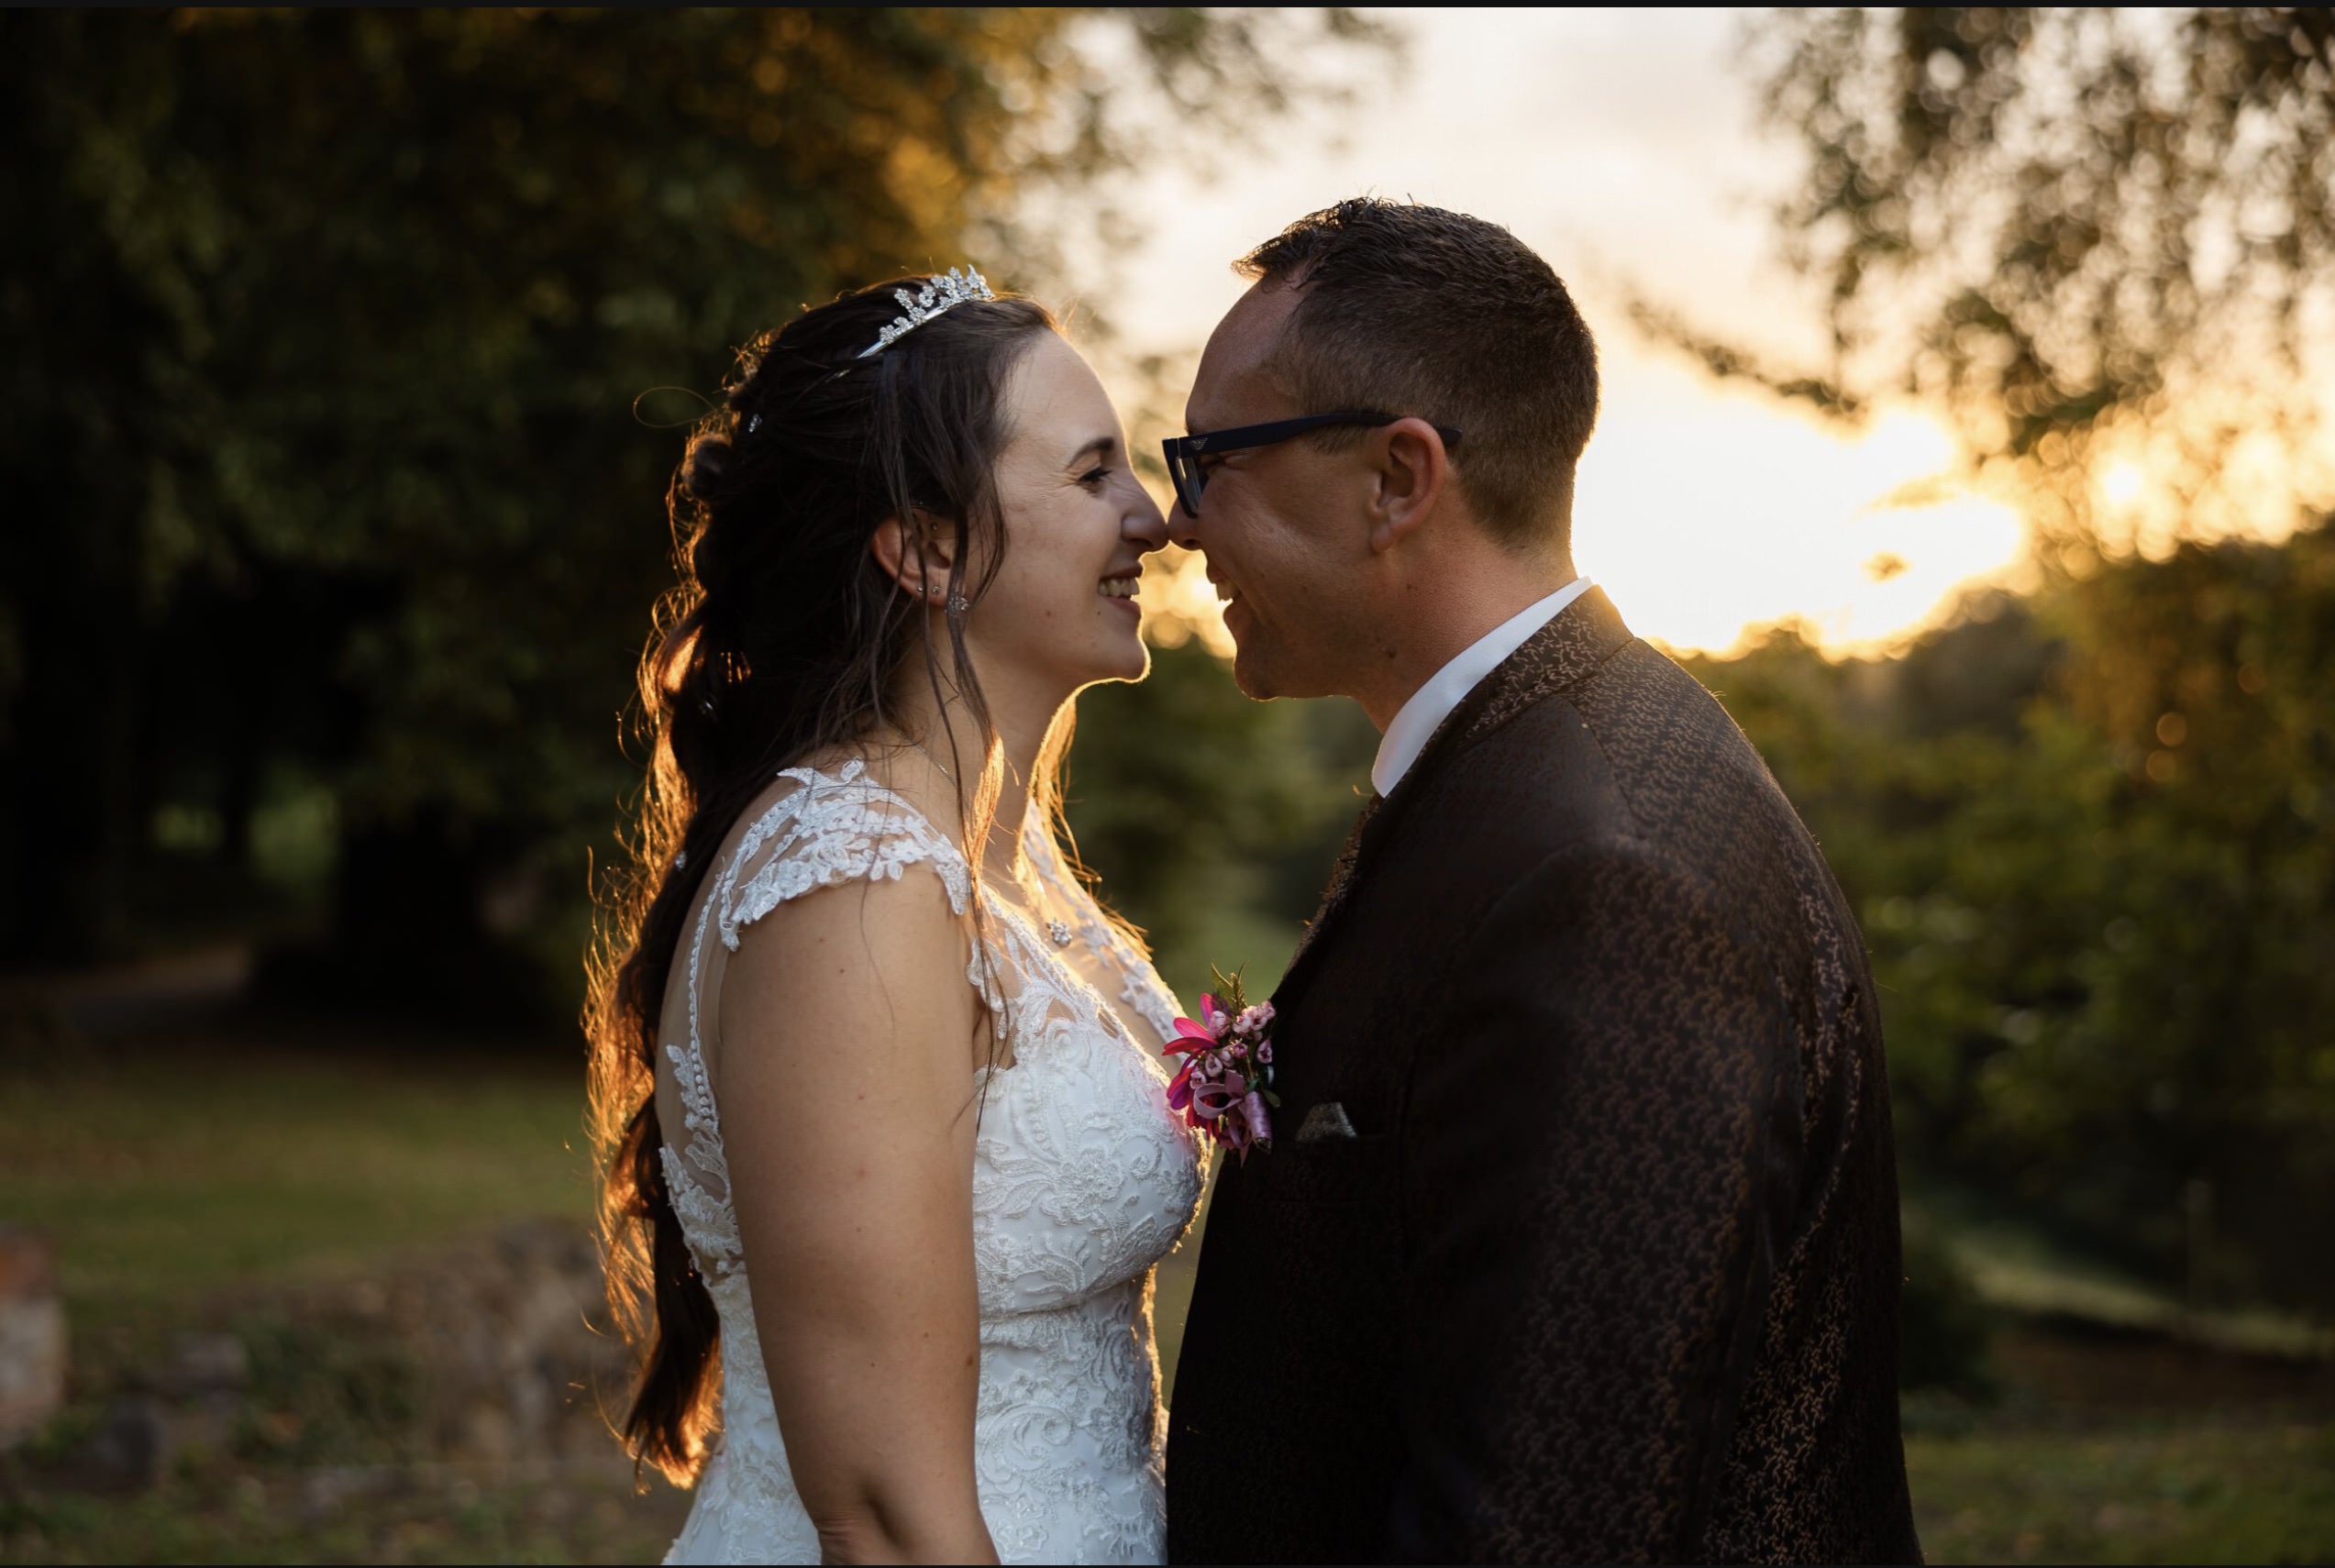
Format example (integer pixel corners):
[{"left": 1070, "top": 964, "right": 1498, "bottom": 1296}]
[{"left": 1168, "top": 498, "right": 1202, "bottom": 553}]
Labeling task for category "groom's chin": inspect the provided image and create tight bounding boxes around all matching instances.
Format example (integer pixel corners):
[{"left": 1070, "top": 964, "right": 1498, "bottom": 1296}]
[{"left": 1227, "top": 642, "right": 1287, "bottom": 701}]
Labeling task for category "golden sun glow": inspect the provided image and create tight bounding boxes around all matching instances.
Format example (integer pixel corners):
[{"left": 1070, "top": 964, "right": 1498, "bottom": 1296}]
[
  {"left": 1139, "top": 546, "right": 1238, "bottom": 659},
  {"left": 1577, "top": 385, "right": 2027, "bottom": 656},
  {"left": 2100, "top": 459, "right": 2146, "bottom": 509}
]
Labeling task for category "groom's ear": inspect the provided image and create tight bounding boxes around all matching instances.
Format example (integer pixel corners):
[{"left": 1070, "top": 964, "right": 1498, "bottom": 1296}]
[
  {"left": 870, "top": 509, "right": 958, "bottom": 601},
  {"left": 1363, "top": 417, "right": 1453, "bottom": 556}
]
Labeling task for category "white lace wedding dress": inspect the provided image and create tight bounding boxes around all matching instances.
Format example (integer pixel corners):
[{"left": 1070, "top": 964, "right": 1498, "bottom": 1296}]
[{"left": 657, "top": 762, "right": 1206, "bottom": 1565}]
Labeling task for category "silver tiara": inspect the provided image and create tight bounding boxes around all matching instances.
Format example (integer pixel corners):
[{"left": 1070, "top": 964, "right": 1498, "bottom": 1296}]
[{"left": 858, "top": 266, "right": 995, "bottom": 358}]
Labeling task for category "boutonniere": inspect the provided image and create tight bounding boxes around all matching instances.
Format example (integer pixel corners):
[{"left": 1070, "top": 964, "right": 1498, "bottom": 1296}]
[{"left": 1163, "top": 967, "right": 1280, "bottom": 1160}]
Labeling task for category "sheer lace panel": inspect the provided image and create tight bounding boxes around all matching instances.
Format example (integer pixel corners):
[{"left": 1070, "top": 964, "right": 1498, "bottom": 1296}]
[{"left": 1017, "top": 813, "right": 1183, "bottom": 1045}]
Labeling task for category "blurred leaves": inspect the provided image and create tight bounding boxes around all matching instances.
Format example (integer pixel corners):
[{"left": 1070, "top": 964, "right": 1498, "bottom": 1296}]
[
  {"left": 1650, "top": 7, "right": 2335, "bottom": 542},
  {"left": 1763, "top": 6, "right": 2333, "bottom": 416},
  {"left": 0, "top": 7, "right": 1389, "bottom": 968},
  {"left": 1061, "top": 641, "right": 1377, "bottom": 997},
  {"left": 1898, "top": 1206, "right": 1997, "bottom": 1396},
  {"left": 1627, "top": 9, "right": 2335, "bottom": 1321},
  {"left": 1687, "top": 518, "right": 2335, "bottom": 1308}
]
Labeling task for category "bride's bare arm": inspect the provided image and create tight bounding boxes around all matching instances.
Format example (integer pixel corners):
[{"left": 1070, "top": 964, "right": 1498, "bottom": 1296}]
[{"left": 716, "top": 871, "right": 996, "bottom": 1565}]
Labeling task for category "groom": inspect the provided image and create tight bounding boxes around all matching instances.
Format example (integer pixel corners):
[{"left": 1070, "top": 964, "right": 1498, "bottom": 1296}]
[{"left": 1162, "top": 200, "right": 1921, "bottom": 1564}]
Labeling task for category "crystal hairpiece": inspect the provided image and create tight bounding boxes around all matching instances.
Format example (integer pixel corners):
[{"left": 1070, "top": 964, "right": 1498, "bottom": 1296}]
[{"left": 858, "top": 266, "right": 995, "bottom": 358}]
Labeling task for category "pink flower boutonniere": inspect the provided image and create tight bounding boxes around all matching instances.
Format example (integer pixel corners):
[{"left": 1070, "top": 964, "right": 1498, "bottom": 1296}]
[{"left": 1163, "top": 967, "right": 1279, "bottom": 1160}]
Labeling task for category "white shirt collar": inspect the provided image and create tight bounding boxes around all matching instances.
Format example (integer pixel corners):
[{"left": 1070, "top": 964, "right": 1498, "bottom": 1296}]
[{"left": 1369, "top": 577, "right": 1593, "bottom": 798}]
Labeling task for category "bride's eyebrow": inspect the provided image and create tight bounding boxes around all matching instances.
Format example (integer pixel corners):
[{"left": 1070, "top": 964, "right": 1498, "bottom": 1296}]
[{"left": 1063, "top": 436, "right": 1118, "bottom": 469}]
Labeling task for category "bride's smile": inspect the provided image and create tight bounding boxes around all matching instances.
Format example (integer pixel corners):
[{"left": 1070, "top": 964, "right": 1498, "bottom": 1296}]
[{"left": 957, "top": 328, "right": 1168, "bottom": 698}]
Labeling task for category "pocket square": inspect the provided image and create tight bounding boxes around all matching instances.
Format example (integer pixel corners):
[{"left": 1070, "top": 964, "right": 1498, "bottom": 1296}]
[{"left": 1296, "top": 1101, "right": 1358, "bottom": 1143}]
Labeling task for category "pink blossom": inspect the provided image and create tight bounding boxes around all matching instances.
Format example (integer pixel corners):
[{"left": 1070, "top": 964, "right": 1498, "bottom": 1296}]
[
  {"left": 1164, "top": 1014, "right": 1215, "bottom": 1056},
  {"left": 1156, "top": 980, "right": 1280, "bottom": 1158},
  {"left": 1202, "top": 993, "right": 1235, "bottom": 1034}
]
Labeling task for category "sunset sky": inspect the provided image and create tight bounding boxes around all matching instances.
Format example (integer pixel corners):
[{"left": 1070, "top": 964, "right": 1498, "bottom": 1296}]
[{"left": 1057, "top": 8, "right": 2031, "bottom": 657}]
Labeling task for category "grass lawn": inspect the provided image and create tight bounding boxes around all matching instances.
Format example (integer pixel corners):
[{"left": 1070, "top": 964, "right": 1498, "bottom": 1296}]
[
  {"left": 1909, "top": 1419, "right": 2335, "bottom": 1563},
  {"left": 3, "top": 1032, "right": 593, "bottom": 1347},
  {"left": 6, "top": 1463, "right": 689, "bottom": 1566},
  {"left": 6, "top": 1030, "right": 2332, "bottom": 1564}
]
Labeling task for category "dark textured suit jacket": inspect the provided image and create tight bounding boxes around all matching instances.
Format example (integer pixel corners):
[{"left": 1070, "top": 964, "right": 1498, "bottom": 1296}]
[{"left": 1165, "top": 589, "right": 1920, "bottom": 1564}]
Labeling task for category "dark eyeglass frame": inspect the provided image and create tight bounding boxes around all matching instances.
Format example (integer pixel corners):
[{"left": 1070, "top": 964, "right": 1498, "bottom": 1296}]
[{"left": 1161, "top": 412, "right": 1464, "bottom": 517}]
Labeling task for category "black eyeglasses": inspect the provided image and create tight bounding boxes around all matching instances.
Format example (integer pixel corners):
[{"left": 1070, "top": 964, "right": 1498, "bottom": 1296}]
[{"left": 1160, "top": 412, "right": 1463, "bottom": 517}]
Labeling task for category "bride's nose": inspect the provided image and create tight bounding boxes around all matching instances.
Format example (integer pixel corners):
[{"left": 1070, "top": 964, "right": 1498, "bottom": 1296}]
[{"left": 1123, "top": 480, "right": 1169, "bottom": 553}]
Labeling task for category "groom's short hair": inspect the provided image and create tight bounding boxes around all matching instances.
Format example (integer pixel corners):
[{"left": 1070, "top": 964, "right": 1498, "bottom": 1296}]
[{"left": 1237, "top": 199, "right": 1599, "bottom": 550}]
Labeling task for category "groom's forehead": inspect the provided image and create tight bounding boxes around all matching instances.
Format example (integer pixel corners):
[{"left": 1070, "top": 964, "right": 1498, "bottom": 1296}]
[{"left": 1190, "top": 283, "right": 1301, "bottom": 427}]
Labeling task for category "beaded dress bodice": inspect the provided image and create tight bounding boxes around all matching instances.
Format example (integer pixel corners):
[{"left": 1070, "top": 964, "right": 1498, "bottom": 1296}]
[{"left": 657, "top": 762, "right": 1205, "bottom": 1565}]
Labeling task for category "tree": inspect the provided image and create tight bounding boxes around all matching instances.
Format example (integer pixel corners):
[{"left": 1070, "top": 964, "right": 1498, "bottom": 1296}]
[
  {"left": 1635, "top": 6, "right": 2335, "bottom": 1308},
  {"left": 1656, "top": 7, "right": 2334, "bottom": 544},
  {"left": 0, "top": 9, "right": 1387, "bottom": 1010},
  {"left": 1686, "top": 535, "right": 2335, "bottom": 1309}
]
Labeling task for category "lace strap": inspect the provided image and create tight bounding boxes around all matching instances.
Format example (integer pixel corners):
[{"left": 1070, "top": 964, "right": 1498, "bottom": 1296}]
[
  {"left": 667, "top": 761, "right": 979, "bottom": 1199},
  {"left": 720, "top": 761, "right": 972, "bottom": 948}
]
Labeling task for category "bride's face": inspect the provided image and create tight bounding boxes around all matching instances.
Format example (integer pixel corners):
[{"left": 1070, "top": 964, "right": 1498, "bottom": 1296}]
[{"left": 973, "top": 333, "right": 1168, "bottom": 691}]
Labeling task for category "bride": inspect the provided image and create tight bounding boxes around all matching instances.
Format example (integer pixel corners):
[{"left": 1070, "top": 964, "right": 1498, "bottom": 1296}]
[{"left": 586, "top": 270, "right": 1204, "bottom": 1563}]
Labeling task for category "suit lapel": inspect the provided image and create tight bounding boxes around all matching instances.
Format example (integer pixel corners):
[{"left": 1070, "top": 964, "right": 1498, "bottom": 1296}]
[
  {"left": 1277, "top": 587, "right": 1635, "bottom": 996},
  {"left": 1289, "top": 790, "right": 1380, "bottom": 967},
  {"left": 1450, "top": 584, "right": 1633, "bottom": 752}
]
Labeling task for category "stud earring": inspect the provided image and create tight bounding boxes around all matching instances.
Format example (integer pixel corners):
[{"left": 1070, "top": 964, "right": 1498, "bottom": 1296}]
[{"left": 947, "top": 594, "right": 970, "bottom": 615}]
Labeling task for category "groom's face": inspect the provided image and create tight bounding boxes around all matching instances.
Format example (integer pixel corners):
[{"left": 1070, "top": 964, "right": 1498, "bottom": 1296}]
[{"left": 1173, "top": 284, "right": 1376, "bottom": 702}]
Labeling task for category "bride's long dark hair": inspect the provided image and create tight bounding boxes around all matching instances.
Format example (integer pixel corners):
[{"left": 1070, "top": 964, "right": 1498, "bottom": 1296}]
[{"left": 586, "top": 280, "right": 1057, "bottom": 1484}]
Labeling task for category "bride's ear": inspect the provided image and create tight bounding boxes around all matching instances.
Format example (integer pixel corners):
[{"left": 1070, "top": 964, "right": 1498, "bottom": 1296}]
[{"left": 870, "top": 509, "right": 958, "bottom": 603}]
